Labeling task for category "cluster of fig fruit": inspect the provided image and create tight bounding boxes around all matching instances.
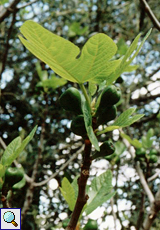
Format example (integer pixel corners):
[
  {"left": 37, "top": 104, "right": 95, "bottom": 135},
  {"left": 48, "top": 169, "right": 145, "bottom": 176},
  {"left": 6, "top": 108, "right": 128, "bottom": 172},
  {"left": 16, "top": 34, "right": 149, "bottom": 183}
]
[
  {"left": 59, "top": 85, "right": 121, "bottom": 159},
  {"left": 135, "top": 148, "right": 158, "bottom": 164}
]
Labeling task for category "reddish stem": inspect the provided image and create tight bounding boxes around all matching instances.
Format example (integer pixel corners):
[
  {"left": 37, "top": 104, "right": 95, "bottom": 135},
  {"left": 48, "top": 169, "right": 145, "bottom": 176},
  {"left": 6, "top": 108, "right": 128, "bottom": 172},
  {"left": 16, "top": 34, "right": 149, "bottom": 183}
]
[{"left": 66, "top": 139, "right": 92, "bottom": 230}]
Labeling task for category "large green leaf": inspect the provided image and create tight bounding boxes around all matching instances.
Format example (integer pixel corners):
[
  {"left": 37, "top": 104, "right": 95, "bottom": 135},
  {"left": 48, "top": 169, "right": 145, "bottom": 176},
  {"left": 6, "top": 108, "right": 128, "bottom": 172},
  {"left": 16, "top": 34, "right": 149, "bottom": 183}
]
[
  {"left": 19, "top": 21, "right": 118, "bottom": 84},
  {"left": 1, "top": 126, "right": 37, "bottom": 166},
  {"left": 84, "top": 170, "right": 115, "bottom": 215},
  {"left": 59, "top": 177, "right": 76, "bottom": 211}
]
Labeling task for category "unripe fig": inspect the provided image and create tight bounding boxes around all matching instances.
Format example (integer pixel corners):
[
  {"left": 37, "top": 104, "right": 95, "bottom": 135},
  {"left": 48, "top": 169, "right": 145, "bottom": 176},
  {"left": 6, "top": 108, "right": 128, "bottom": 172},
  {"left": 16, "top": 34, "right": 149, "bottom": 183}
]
[
  {"left": 5, "top": 167, "right": 24, "bottom": 188},
  {"left": 84, "top": 219, "right": 98, "bottom": 230},
  {"left": 71, "top": 115, "right": 86, "bottom": 136},
  {"left": 149, "top": 149, "right": 158, "bottom": 156},
  {"left": 136, "top": 148, "right": 146, "bottom": 157},
  {"left": 149, "top": 155, "right": 158, "bottom": 163},
  {"left": 92, "top": 140, "right": 115, "bottom": 159},
  {"left": 96, "top": 85, "right": 121, "bottom": 115},
  {"left": 59, "top": 87, "right": 82, "bottom": 115},
  {"left": 97, "top": 105, "right": 117, "bottom": 125},
  {"left": 115, "top": 76, "right": 124, "bottom": 83}
]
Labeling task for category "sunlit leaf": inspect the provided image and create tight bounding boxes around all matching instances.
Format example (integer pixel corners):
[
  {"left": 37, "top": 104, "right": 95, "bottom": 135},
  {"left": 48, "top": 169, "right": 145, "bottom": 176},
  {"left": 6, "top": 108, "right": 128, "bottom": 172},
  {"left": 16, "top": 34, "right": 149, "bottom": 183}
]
[
  {"left": 19, "top": 21, "right": 118, "bottom": 84},
  {"left": 107, "top": 29, "right": 152, "bottom": 84}
]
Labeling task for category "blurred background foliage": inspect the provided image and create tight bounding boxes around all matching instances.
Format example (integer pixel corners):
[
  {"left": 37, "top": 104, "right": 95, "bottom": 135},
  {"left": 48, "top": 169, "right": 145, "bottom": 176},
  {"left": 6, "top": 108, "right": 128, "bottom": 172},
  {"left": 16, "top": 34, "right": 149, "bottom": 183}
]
[{"left": 0, "top": 0, "right": 160, "bottom": 229}]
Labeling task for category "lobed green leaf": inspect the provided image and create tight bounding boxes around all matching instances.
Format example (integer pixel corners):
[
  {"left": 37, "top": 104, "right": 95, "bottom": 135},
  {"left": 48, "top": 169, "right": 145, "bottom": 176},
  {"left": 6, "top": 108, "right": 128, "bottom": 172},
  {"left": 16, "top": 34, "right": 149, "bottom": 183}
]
[{"left": 19, "top": 21, "right": 119, "bottom": 84}]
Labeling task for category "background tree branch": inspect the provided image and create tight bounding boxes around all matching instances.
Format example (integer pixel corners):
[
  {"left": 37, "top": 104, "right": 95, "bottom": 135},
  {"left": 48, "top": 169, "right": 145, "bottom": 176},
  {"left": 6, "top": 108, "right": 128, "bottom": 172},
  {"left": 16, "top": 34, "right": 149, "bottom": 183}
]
[{"left": 139, "top": 0, "right": 160, "bottom": 31}]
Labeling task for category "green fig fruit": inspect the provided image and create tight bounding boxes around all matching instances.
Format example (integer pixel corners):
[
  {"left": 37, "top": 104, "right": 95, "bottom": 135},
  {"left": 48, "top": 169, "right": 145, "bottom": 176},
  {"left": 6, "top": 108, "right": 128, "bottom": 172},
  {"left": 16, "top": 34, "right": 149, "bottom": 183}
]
[
  {"left": 92, "top": 140, "right": 115, "bottom": 159},
  {"left": 97, "top": 105, "right": 117, "bottom": 125},
  {"left": 5, "top": 167, "right": 24, "bottom": 188},
  {"left": 59, "top": 87, "right": 82, "bottom": 115},
  {"left": 96, "top": 85, "right": 121, "bottom": 115},
  {"left": 84, "top": 219, "right": 98, "bottom": 230},
  {"left": 71, "top": 115, "right": 86, "bottom": 136}
]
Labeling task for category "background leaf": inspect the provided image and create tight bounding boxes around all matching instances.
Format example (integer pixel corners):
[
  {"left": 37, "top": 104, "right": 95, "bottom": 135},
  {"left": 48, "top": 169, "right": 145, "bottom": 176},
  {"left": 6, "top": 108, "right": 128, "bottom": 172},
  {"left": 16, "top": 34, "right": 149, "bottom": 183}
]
[
  {"left": 59, "top": 177, "right": 76, "bottom": 211},
  {"left": 121, "top": 133, "right": 142, "bottom": 148},
  {"left": 1, "top": 137, "right": 21, "bottom": 166},
  {"left": 84, "top": 170, "right": 115, "bottom": 215},
  {"left": 1, "top": 126, "right": 37, "bottom": 166}
]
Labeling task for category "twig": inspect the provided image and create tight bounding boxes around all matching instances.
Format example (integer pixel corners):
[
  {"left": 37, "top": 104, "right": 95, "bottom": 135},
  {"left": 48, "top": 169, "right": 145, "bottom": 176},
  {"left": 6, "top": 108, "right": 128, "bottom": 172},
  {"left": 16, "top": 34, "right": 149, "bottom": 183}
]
[
  {"left": 148, "top": 170, "right": 160, "bottom": 182},
  {"left": 66, "top": 139, "right": 92, "bottom": 230},
  {"left": 0, "top": 137, "right": 7, "bottom": 149},
  {"left": 122, "top": 136, "right": 154, "bottom": 203},
  {"left": 110, "top": 197, "right": 117, "bottom": 230},
  {"left": 21, "top": 121, "right": 44, "bottom": 224},
  {"left": 33, "top": 145, "right": 83, "bottom": 187},
  {"left": 122, "top": 134, "right": 160, "bottom": 229},
  {"left": 142, "top": 187, "right": 160, "bottom": 230},
  {"left": 0, "top": 8, "right": 17, "bottom": 79},
  {"left": 135, "top": 162, "right": 154, "bottom": 204},
  {"left": 17, "top": 0, "right": 38, "bottom": 9},
  {"left": 0, "top": 0, "right": 21, "bottom": 23},
  {"left": 139, "top": 0, "right": 160, "bottom": 31}
]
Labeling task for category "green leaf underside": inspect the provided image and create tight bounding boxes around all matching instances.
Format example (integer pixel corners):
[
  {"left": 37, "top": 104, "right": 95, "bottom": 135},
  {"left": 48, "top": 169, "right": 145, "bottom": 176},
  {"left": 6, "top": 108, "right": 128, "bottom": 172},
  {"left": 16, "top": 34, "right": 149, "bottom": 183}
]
[
  {"left": 37, "top": 76, "right": 67, "bottom": 89},
  {"left": 84, "top": 170, "right": 114, "bottom": 215},
  {"left": 97, "top": 109, "right": 144, "bottom": 135},
  {"left": 82, "top": 100, "right": 100, "bottom": 151},
  {"left": 59, "top": 177, "right": 76, "bottom": 211},
  {"left": 2, "top": 126, "right": 37, "bottom": 166},
  {"left": 107, "top": 29, "right": 152, "bottom": 84},
  {"left": 19, "top": 20, "right": 119, "bottom": 84},
  {"left": 113, "top": 108, "right": 144, "bottom": 127}
]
